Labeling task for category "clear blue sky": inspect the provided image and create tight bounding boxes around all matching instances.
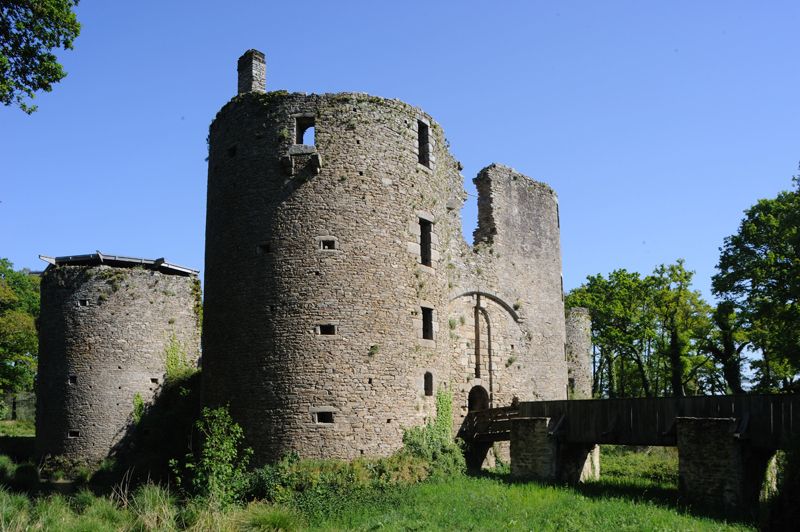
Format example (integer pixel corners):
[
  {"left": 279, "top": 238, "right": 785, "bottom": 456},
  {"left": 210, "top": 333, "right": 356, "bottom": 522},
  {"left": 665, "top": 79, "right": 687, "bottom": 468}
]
[{"left": 2, "top": 1, "right": 798, "bottom": 300}]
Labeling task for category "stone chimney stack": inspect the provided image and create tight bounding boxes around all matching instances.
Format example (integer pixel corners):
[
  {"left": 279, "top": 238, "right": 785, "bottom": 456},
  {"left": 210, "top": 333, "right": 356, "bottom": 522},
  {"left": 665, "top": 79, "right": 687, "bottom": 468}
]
[{"left": 237, "top": 49, "right": 266, "bottom": 94}]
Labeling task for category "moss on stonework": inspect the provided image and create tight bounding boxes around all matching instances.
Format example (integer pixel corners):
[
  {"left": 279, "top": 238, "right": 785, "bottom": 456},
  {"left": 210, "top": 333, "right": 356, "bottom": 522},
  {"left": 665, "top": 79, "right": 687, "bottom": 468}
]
[
  {"left": 94, "top": 267, "right": 128, "bottom": 293},
  {"left": 191, "top": 278, "right": 203, "bottom": 327}
]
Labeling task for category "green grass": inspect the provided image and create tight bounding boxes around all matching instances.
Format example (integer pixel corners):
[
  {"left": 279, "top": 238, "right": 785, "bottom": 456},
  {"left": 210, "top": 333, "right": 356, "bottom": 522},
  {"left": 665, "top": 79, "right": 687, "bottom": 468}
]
[
  {"left": 0, "top": 420, "right": 34, "bottom": 437},
  {"left": 297, "top": 476, "right": 750, "bottom": 531},
  {"left": 0, "top": 447, "right": 758, "bottom": 530}
]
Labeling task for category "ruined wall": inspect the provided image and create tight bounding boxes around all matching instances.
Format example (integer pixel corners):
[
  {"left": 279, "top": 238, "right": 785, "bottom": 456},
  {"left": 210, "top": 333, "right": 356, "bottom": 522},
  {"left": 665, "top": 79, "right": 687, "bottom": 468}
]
[
  {"left": 36, "top": 266, "right": 201, "bottom": 463},
  {"left": 202, "top": 51, "right": 568, "bottom": 463},
  {"left": 566, "top": 307, "right": 593, "bottom": 399},
  {"left": 446, "top": 163, "right": 567, "bottom": 427}
]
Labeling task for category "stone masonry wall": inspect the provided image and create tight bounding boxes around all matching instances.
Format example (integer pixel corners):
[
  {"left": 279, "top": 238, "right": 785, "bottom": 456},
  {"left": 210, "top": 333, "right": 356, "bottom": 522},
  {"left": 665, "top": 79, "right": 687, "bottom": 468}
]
[
  {"left": 566, "top": 307, "right": 593, "bottom": 399},
  {"left": 677, "top": 417, "right": 743, "bottom": 509},
  {"left": 510, "top": 417, "right": 556, "bottom": 479},
  {"left": 36, "top": 265, "right": 201, "bottom": 463},
  {"left": 202, "top": 52, "right": 569, "bottom": 464}
]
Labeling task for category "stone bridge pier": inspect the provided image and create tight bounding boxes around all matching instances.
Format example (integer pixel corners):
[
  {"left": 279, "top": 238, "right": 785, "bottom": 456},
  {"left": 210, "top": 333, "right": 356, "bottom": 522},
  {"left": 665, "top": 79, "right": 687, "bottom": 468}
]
[
  {"left": 509, "top": 417, "right": 599, "bottom": 484},
  {"left": 676, "top": 417, "right": 776, "bottom": 513},
  {"left": 508, "top": 415, "right": 776, "bottom": 515}
]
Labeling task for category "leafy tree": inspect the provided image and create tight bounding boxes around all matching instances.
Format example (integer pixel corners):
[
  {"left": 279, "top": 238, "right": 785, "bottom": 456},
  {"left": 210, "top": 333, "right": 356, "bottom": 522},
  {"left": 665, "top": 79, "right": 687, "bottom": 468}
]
[
  {"left": 712, "top": 177, "right": 800, "bottom": 391},
  {"left": 567, "top": 269, "right": 660, "bottom": 398},
  {"left": 652, "top": 260, "right": 712, "bottom": 397},
  {"left": 567, "top": 261, "right": 716, "bottom": 398},
  {"left": 0, "top": 259, "right": 39, "bottom": 393},
  {"left": 700, "top": 301, "right": 748, "bottom": 394},
  {"left": 0, "top": 0, "right": 81, "bottom": 113}
]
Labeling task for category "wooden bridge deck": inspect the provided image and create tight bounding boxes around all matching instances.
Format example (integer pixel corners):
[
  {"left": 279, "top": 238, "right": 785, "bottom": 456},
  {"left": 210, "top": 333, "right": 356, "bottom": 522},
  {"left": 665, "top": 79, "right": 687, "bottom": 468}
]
[{"left": 458, "top": 394, "right": 799, "bottom": 450}]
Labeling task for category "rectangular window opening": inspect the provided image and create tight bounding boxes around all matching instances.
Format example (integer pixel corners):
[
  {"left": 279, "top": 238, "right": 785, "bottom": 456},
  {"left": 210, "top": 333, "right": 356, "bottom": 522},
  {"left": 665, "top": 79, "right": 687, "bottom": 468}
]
[
  {"left": 296, "top": 116, "right": 315, "bottom": 145},
  {"left": 417, "top": 120, "right": 430, "bottom": 167},
  {"left": 315, "top": 411, "right": 334, "bottom": 424},
  {"left": 68, "top": 430, "right": 80, "bottom": 438},
  {"left": 421, "top": 307, "right": 434, "bottom": 340},
  {"left": 419, "top": 218, "right": 432, "bottom": 266},
  {"left": 320, "top": 239, "right": 336, "bottom": 250},
  {"left": 68, "top": 375, "right": 77, "bottom": 385},
  {"left": 77, "top": 299, "right": 89, "bottom": 307},
  {"left": 318, "top": 324, "right": 336, "bottom": 336},
  {"left": 150, "top": 377, "right": 159, "bottom": 384},
  {"left": 424, "top": 372, "right": 433, "bottom": 396}
]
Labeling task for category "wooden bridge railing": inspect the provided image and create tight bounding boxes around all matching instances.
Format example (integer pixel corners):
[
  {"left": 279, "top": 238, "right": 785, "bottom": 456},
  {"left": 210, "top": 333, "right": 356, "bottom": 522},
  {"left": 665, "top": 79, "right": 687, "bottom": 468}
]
[
  {"left": 457, "top": 406, "right": 519, "bottom": 443},
  {"left": 459, "top": 394, "right": 799, "bottom": 450}
]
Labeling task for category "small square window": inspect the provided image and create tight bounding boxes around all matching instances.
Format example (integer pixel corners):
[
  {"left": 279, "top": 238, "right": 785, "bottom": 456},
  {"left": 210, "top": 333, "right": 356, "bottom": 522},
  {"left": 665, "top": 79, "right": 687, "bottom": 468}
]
[
  {"left": 77, "top": 299, "right": 89, "bottom": 307},
  {"left": 68, "top": 430, "right": 80, "bottom": 438},
  {"left": 320, "top": 239, "right": 336, "bottom": 250},
  {"left": 150, "top": 377, "right": 159, "bottom": 384},
  {"left": 315, "top": 411, "right": 334, "bottom": 424},
  {"left": 68, "top": 375, "right": 77, "bottom": 385},
  {"left": 318, "top": 324, "right": 336, "bottom": 336}
]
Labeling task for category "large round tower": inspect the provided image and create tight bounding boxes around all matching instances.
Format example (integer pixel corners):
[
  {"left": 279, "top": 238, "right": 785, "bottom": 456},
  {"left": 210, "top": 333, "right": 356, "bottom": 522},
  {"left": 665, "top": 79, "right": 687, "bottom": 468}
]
[
  {"left": 203, "top": 50, "right": 568, "bottom": 463},
  {"left": 36, "top": 253, "right": 201, "bottom": 463}
]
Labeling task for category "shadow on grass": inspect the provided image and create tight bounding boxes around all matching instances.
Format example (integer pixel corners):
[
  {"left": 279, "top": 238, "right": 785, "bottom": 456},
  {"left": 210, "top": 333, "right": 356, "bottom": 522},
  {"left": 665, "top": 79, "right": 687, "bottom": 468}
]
[{"left": 470, "top": 468, "right": 757, "bottom": 527}]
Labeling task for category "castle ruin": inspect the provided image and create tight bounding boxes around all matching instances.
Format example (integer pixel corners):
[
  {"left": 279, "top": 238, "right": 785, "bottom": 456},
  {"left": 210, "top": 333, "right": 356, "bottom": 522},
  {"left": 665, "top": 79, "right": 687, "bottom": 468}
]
[
  {"left": 35, "top": 253, "right": 201, "bottom": 463},
  {"left": 202, "top": 50, "right": 574, "bottom": 464},
  {"left": 34, "top": 50, "right": 588, "bottom": 467}
]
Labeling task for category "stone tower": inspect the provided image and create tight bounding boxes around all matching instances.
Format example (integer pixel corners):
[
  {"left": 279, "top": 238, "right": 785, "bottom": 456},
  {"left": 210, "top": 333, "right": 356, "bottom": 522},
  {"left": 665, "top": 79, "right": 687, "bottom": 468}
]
[
  {"left": 36, "top": 253, "right": 201, "bottom": 463},
  {"left": 202, "top": 50, "right": 568, "bottom": 464},
  {"left": 566, "top": 307, "right": 593, "bottom": 398}
]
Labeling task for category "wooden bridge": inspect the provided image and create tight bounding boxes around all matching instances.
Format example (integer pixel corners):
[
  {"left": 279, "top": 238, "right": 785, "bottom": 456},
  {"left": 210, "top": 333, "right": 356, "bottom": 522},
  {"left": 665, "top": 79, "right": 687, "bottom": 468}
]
[
  {"left": 458, "top": 394, "right": 799, "bottom": 516},
  {"left": 459, "top": 394, "right": 799, "bottom": 450}
]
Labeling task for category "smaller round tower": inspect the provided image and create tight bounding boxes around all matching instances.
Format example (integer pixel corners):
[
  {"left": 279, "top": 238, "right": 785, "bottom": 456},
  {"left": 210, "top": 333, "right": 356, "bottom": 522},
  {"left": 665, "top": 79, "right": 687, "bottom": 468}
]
[
  {"left": 36, "top": 253, "right": 201, "bottom": 464},
  {"left": 565, "top": 307, "right": 593, "bottom": 399}
]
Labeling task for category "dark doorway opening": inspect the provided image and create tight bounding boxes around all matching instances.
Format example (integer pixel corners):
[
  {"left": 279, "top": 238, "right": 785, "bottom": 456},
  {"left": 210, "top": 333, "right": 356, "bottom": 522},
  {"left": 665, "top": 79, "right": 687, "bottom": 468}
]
[{"left": 468, "top": 385, "right": 490, "bottom": 412}]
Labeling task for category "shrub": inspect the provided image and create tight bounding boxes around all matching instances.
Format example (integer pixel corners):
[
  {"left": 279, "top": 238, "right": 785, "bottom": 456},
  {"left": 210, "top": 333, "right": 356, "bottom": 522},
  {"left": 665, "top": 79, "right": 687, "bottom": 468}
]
[
  {"left": 164, "top": 333, "right": 195, "bottom": 382},
  {"left": 0, "top": 455, "right": 17, "bottom": 484},
  {"left": 402, "top": 389, "right": 465, "bottom": 478},
  {"left": 172, "top": 405, "right": 252, "bottom": 507},
  {"left": 132, "top": 393, "right": 145, "bottom": 425}
]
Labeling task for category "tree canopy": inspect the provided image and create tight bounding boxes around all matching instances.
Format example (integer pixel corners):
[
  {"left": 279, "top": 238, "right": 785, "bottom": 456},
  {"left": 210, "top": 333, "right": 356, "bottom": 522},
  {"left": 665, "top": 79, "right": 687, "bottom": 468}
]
[
  {"left": 0, "top": 0, "right": 81, "bottom": 113},
  {"left": 712, "top": 177, "right": 800, "bottom": 392},
  {"left": 566, "top": 261, "right": 726, "bottom": 398},
  {"left": 0, "top": 259, "right": 39, "bottom": 393}
]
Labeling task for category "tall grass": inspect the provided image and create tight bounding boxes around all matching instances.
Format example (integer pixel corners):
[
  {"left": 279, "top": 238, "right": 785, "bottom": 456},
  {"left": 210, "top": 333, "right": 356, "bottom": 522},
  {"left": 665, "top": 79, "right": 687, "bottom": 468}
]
[
  {"left": 0, "top": 446, "right": 758, "bottom": 531},
  {"left": 0, "top": 420, "right": 35, "bottom": 437}
]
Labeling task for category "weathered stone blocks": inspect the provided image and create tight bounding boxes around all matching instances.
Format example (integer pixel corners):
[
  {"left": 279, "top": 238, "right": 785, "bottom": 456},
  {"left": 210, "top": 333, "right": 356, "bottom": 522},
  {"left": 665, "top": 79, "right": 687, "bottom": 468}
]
[
  {"left": 676, "top": 416, "right": 775, "bottom": 515},
  {"left": 203, "top": 51, "right": 569, "bottom": 464},
  {"left": 36, "top": 263, "right": 201, "bottom": 464},
  {"left": 510, "top": 416, "right": 599, "bottom": 483}
]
